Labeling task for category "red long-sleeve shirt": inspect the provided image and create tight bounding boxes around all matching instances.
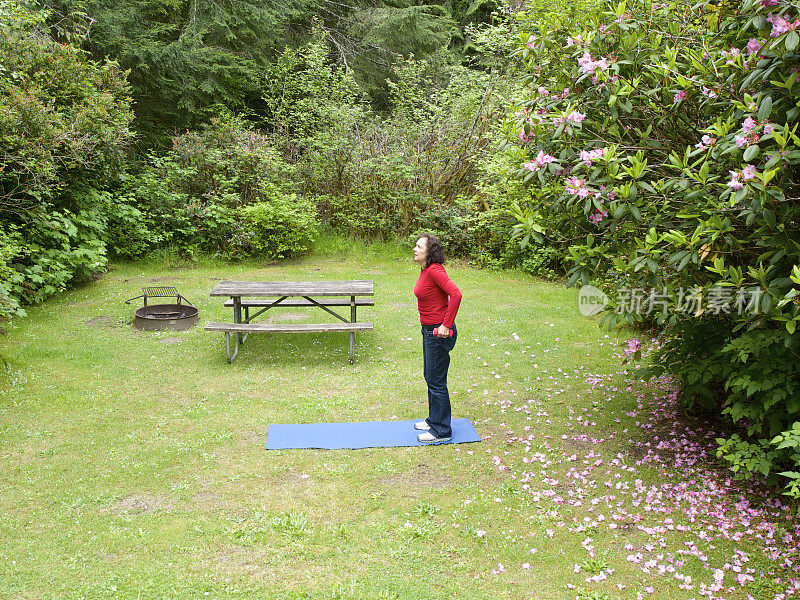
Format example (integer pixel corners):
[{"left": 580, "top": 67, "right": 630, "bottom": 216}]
[{"left": 414, "top": 263, "right": 462, "bottom": 328}]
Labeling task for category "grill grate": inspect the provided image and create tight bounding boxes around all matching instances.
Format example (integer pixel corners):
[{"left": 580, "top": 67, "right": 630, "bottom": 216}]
[
  {"left": 125, "top": 287, "right": 194, "bottom": 307},
  {"left": 141, "top": 286, "right": 179, "bottom": 299}
]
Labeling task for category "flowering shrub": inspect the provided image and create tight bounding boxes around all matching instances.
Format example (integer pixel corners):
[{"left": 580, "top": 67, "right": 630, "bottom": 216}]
[
  {"left": 126, "top": 115, "right": 315, "bottom": 259},
  {"left": 0, "top": 0, "right": 133, "bottom": 332},
  {"left": 504, "top": 0, "right": 800, "bottom": 493}
]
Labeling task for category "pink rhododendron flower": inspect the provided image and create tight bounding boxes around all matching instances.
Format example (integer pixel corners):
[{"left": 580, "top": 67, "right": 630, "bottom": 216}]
[
  {"left": 565, "top": 176, "right": 589, "bottom": 198},
  {"left": 735, "top": 134, "right": 749, "bottom": 147},
  {"left": 701, "top": 86, "right": 718, "bottom": 98},
  {"left": 674, "top": 90, "right": 686, "bottom": 103},
  {"left": 554, "top": 111, "right": 586, "bottom": 126},
  {"left": 767, "top": 12, "right": 800, "bottom": 37},
  {"left": 577, "top": 52, "right": 610, "bottom": 74},
  {"left": 764, "top": 123, "right": 775, "bottom": 135},
  {"left": 695, "top": 134, "right": 716, "bottom": 150},
  {"left": 523, "top": 150, "right": 557, "bottom": 172},
  {"left": 742, "top": 164, "right": 758, "bottom": 181},
  {"left": 747, "top": 38, "right": 763, "bottom": 55},
  {"left": 577, "top": 51, "right": 594, "bottom": 71},
  {"left": 566, "top": 110, "right": 586, "bottom": 124},
  {"left": 727, "top": 171, "right": 744, "bottom": 190},
  {"left": 742, "top": 116, "right": 757, "bottom": 133},
  {"left": 579, "top": 148, "right": 604, "bottom": 166},
  {"left": 623, "top": 338, "right": 641, "bottom": 357},
  {"left": 589, "top": 208, "right": 608, "bottom": 224}
]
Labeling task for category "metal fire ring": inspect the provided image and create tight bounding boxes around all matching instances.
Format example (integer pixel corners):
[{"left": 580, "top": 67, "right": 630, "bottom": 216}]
[{"left": 125, "top": 287, "right": 199, "bottom": 331}]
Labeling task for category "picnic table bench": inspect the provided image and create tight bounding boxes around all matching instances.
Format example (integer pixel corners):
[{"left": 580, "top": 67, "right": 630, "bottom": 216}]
[{"left": 205, "top": 280, "right": 374, "bottom": 363}]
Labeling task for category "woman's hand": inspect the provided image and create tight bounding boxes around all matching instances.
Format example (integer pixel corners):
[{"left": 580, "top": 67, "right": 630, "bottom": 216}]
[{"left": 436, "top": 325, "right": 451, "bottom": 338}]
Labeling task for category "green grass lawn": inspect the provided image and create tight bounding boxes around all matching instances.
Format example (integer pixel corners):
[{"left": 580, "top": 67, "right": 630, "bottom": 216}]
[{"left": 0, "top": 238, "right": 797, "bottom": 600}]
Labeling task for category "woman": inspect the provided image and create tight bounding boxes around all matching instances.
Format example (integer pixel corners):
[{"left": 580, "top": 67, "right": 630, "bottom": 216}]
[{"left": 412, "top": 233, "right": 462, "bottom": 443}]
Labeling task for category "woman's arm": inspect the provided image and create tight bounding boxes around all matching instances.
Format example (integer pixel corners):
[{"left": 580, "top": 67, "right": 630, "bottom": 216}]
[{"left": 429, "top": 264, "right": 462, "bottom": 329}]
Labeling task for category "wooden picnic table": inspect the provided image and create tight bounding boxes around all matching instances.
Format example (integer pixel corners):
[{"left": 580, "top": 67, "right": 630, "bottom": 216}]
[{"left": 205, "top": 280, "right": 374, "bottom": 363}]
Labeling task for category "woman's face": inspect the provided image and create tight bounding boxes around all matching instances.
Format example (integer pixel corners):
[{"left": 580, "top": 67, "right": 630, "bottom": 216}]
[{"left": 413, "top": 237, "right": 428, "bottom": 265}]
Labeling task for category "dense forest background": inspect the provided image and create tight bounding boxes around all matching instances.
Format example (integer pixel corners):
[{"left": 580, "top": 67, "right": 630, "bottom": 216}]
[{"left": 2, "top": 0, "right": 800, "bottom": 496}]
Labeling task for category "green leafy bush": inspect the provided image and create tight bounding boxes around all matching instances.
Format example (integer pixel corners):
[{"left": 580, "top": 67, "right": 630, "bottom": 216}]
[
  {"left": 317, "top": 194, "right": 397, "bottom": 241},
  {"left": 0, "top": 0, "right": 133, "bottom": 333},
  {"left": 231, "top": 196, "right": 317, "bottom": 260},
  {"left": 127, "top": 115, "right": 315, "bottom": 260},
  {"left": 8, "top": 210, "right": 108, "bottom": 306},
  {"left": 0, "top": 227, "right": 26, "bottom": 334},
  {"left": 504, "top": 0, "right": 800, "bottom": 491}
]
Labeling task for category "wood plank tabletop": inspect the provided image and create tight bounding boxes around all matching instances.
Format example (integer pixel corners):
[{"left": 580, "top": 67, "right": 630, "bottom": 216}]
[{"left": 210, "top": 280, "right": 374, "bottom": 297}]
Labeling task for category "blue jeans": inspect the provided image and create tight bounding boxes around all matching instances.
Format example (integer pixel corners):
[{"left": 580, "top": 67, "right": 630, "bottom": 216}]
[{"left": 421, "top": 323, "right": 457, "bottom": 438}]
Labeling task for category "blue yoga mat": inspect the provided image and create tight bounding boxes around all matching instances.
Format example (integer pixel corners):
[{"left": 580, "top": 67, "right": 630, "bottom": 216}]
[{"left": 265, "top": 418, "right": 481, "bottom": 450}]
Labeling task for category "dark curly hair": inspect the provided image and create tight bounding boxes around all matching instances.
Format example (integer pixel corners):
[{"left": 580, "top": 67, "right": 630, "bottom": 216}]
[{"left": 417, "top": 233, "right": 445, "bottom": 268}]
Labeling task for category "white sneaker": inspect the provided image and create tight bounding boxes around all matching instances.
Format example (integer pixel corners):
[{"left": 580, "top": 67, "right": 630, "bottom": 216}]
[
  {"left": 417, "top": 431, "right": 451, "bottom": 443},
  {"left": 414, "top": 421, "right": 430, "bottom": 431}
]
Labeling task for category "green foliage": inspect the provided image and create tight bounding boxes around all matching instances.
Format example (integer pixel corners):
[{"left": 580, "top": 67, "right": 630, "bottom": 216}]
[
  {"left": 350, "top": 4, "right": 457, "bottom": 104},
  {"left": 504, "top": 0, "right": 800, "bottom": 489},
  {"left": 0, "top": 0, "right": 133, "bottom": 214},
  {"left": 260, "top": 28, "right": 362, "bottom": 154},
  {"left": 0, "top": 0, "right": 133, "bottom": 333},
  {"left": 61, "top": 0, "right": 311, "bottom": 146},
  {"left": 8, "top": 209, "right": 108, "bottom": 306},
  {"left": 126, "top": 114, "right": 315, "bottom": 260},
  {"left": 47, "top": 0, "right": 499, "bottom": 145},
  {"left": 716, "top": 434, "right": 777, "bottom": 481},
  {"left": 304, "top": 52, "right": 509, "bottom": 250},
  {"left": 232, "top": 196, "right": 317, "bottom": 260},
  {"left": 318, "top": 194, "right": 397, "bottom": 241},
  {"left": 0, "top": 227, "right": 26, "bottom": 334}
]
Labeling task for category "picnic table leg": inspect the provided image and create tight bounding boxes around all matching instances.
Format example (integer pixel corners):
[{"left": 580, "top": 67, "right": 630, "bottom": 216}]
[
  {"left": 233, "top": 296, "right": 244, "bottom": 345},
  {"left": 349, "top": 295, "right": 356, "bottom": 363},
  {"left": 224, "top": 332, "right": 240, "bottom": 363}
]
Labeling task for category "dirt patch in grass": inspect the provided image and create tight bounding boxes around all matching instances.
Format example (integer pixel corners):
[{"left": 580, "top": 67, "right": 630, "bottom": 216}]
[
  {"left": 189, "top": 490, "right": 236, "bottom": 512},
  {"left": 278, "top": 469, "right": 313, "bottom": 487},
  {"left": 379, "top": 462, "right": 450, "bottom": 491},
  {"left": 241, "top": 429, "right": 268, "bottom": 447},
  {"left": 159, "top": 337, "right": 183, "bottom": 344},
  {"left": 210, "top": 545, "right": 270, "bottom": 577},
  {"left": 85, "top": 316, "right": 117, "bottom": 328},
  {"left": 109, "top": 493, "right": 175, "bottom": 516},
  {"left": 272, "top": 312, "right": 309, "bottom": 322},
  {"left": 391, "top": 302, "right": 410, "bottom": 309}
]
